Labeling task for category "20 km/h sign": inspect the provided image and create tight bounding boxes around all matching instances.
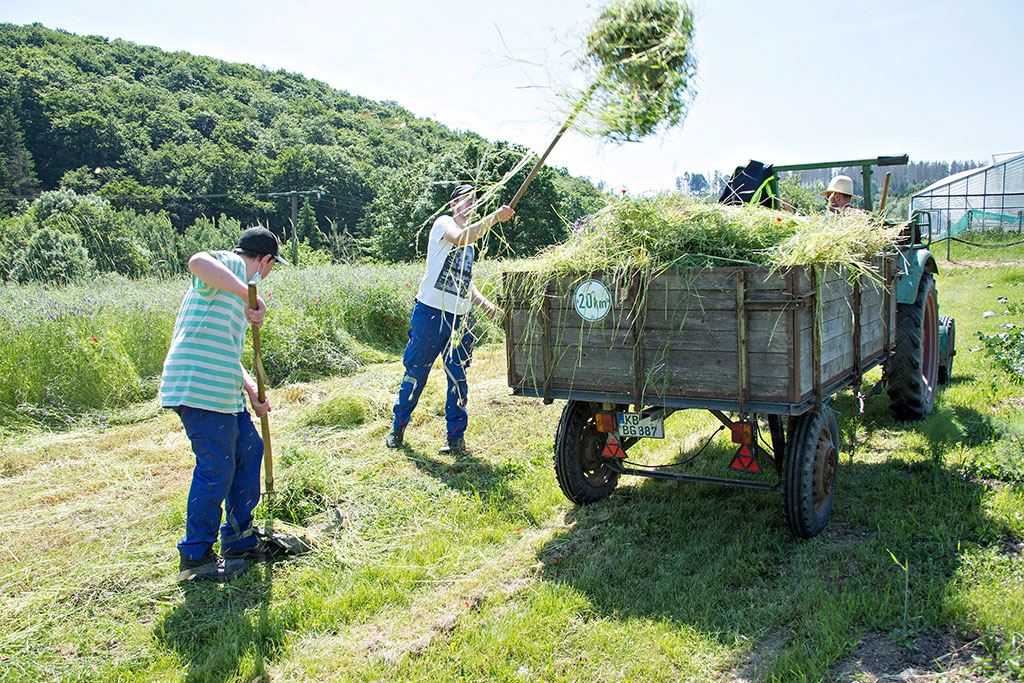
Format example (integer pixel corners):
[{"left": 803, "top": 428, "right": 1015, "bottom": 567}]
[{"left": 573, "top": 279, "right": 611, "bottom": 322}]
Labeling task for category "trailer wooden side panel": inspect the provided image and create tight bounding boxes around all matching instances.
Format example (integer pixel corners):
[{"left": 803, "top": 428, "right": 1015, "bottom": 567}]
[{"left": 504, "top": 257, "right": 894, "bottom": 410}]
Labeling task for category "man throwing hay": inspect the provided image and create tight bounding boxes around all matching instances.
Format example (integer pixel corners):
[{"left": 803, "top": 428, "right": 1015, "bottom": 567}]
[{"left": 385, "top": 185, "right": 514, "bottom": 456}]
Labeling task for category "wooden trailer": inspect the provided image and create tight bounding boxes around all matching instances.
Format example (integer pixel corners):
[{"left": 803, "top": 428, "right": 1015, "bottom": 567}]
[{"left": 502, "top": 256, "right": 896, "bottom": 537}]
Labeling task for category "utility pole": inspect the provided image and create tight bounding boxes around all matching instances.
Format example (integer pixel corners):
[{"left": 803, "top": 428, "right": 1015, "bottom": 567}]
[{"left": 268, "top": 189, "right": 323, "bottom": 265}]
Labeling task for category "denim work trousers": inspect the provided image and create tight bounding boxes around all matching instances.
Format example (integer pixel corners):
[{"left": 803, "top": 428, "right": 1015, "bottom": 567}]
[
  {"left": 392, "top": 301, "right": 474, "bottom": 440},
  {"left": 175, "top": 406, "right": 263, "bottom": 560}
]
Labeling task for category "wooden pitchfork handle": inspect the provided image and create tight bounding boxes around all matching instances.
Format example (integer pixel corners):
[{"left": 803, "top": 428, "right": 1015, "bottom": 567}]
[
  {"left": 878, "top": 172, "right": 892, "bottom": 214},
  {"left": 248, "top": 284, "right": 274, "bottom": 495},
  {"left": 509, "top": 83, "right": 598, "bottom": 210}
]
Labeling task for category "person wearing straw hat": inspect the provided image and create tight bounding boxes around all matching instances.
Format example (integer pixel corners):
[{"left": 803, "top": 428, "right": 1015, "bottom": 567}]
[
  {"left": 821, "top": 175, "right": 859, "bottom": 213},
  {"left": 385, "top": 184, "right": 514, "bottom": 457},
  {"left": 161, "top": 226, "right": 290, "bottom": 582}
]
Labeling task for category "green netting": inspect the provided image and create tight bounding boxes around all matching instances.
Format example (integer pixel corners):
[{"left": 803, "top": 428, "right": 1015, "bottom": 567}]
[{"left": 949, "top": 209, "right": 1024, "bottom": 236}]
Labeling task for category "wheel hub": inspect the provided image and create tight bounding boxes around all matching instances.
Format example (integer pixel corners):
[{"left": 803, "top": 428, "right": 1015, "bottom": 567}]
[
  {"left": 812, "top": 430, "right": 837, "bottom": 514},
  {"left": 579, "top": 423, "right": 612, "bottom": 485}
]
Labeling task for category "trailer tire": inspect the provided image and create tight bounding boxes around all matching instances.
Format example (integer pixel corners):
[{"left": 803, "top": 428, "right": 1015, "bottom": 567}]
[
  {"left": 938, "top": 315, "right": 955, "bottom": 384},
  {"left": 885, "top": 271, "right": 939, "bottom": 421},
  {"left": 553, "top": 400, "right": 619, "bottom": 505},
  {"left": 782, "top": 411, "right": 838, "bottom": 538}
]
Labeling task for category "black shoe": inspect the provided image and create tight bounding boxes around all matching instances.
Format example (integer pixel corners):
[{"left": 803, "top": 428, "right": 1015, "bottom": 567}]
[
  {"left": 222, "top": 538, "right": 293, "bottom": 562},
  {"left": 385, "top": 428, "right": 404, "bottom": 448},
  {"left": 439, "top": 438, "right": 468, "bottom": 457},
  {"left": 177, "top": 550, "right": 248, "bottom": 583}
]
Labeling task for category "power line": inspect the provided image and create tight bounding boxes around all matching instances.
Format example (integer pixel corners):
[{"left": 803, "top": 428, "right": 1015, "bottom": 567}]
[{"left": 0, "top": 189, "right": 326, "bottom": 201}]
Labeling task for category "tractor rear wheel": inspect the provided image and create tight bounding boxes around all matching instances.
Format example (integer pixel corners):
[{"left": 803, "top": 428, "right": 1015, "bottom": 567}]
[
  {"left": 885, "top": 271, "right": 939, "bottom": 421},
  {"left": 553, "top": 401, "right": 619, "bottom": 504}
]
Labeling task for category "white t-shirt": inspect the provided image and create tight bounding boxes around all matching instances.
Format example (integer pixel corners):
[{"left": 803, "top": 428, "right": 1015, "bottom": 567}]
[{"left": 415, "top": 215, "right": 475, "bottom": 315}]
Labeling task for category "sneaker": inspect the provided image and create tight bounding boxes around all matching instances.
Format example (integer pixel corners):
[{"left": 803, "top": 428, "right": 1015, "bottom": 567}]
[
  {"left": 439, "top": 438, "right": 468, "bottom": 457},
  {"left": 177, "top": 550, "right": 248, "bottom": 583},
  {"left": 222, "top": 538, "right": 293, "bottom": 562},
  {"left": 384, "top": 428, "right": 404, "bottom": 448}
]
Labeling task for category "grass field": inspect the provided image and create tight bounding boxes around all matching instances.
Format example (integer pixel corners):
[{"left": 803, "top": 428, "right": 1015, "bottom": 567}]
[{"left": 1, "top": 263, "right": 1023, "bottom": 682}]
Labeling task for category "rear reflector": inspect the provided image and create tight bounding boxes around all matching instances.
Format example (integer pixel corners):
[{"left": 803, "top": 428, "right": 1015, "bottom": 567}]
[
  {"left": 729, "top": 444, "right": 762, "bottom": 472},
  {"left": 730, "top": 421, "right": 753, "bottom": 444},
  {"left": 596, "top": 412, "right": 616, "bottom": 433},
  {"left": 602, "top": 434, "right": 627, "bottom": 459}
]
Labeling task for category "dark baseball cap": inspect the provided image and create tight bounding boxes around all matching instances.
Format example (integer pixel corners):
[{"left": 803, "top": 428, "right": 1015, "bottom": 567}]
[
  {"left": 235, "top": 226, "right": 290, "bottom": 265},
  {"left": 450, "top": 184, "right": 476, "bottom": 201}
]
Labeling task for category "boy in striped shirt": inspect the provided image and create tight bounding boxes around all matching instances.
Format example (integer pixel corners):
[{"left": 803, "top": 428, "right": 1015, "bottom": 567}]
[{"left": 161, "top": 226, "right": 288, "bottom": 582}]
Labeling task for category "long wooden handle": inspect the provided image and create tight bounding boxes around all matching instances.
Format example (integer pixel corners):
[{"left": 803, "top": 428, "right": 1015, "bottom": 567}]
[
  {"left": 878, "top": 172, "right": 892, "bottom": 214},
  {"left": 509, "top": 83, "right": 597, "bottom": 210},
  {"left": 248, "top": 284, "right": 274, "bottom": 495}
]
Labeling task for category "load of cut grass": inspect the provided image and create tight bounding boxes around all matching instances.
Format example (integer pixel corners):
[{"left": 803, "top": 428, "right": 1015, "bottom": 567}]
[{"left": 507, "top": 193, "right": 900, "bottom": 286}]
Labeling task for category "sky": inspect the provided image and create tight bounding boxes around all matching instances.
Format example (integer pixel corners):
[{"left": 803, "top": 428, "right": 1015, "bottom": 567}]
[{"left": 2, "top": 0, "right": 1022, "bottom": 193}]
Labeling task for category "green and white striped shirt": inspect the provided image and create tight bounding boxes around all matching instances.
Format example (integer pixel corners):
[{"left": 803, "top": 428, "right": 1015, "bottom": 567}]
[{"left": 160, "top": 250, "right": 248, "bottom": 413}]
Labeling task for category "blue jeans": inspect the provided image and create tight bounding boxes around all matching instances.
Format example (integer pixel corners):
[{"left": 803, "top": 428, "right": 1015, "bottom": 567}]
[
  {"left": 174, "top": 406, "right": 263, "bottom": 560},
  {"left": 392, "top": 301, "right": 474, "bottom": 441}
]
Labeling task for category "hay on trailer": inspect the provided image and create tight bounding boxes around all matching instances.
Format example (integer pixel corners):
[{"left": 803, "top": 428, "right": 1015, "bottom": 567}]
[
  {"left": 503, "top": 194, "right": 901, "bottom": 301},
  {"left": 501, "top": 195, "right": 901, "bottom": 409}
]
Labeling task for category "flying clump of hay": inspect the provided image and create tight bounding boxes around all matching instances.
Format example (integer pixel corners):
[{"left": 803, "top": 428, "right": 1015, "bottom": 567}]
[
  {"left": 510, "top": 0, "right": 697, "bottom": 207},
  {"left": 507, "top": 193, "right": 902, "bottom": 283},
  {"left": 571, "top": 0, "right": 698, "bottom": 142}
]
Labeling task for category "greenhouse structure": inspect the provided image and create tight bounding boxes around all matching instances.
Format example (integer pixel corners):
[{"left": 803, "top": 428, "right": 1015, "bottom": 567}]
[{"left": 910, "top": 151, "right": 1024, "bottom": 237}]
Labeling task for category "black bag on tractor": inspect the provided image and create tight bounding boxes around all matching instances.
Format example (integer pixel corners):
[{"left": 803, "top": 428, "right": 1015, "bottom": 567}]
[{"left": 719, "top": 160, "right": 780, "bottom": 209}]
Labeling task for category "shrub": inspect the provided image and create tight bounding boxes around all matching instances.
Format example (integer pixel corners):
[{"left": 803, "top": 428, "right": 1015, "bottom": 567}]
[
  {"left": 29, "top": 189, "right": 151, "bottom": 277},
  {"left": 8, "top": 227, "right": 94, "bottom": 284}
]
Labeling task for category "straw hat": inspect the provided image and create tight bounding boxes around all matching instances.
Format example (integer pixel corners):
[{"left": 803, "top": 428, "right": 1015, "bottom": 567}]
[{"left": 820, "top": 175, "right": 858, "bottom": 197}]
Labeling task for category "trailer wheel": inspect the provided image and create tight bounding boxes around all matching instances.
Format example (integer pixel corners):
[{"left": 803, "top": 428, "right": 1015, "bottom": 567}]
[
  {"left": 885, "top": 271, "right": 939, "bottom": 421},
  {"left": 553, "top": 400, "right": 619, "bottom": 504},
  {"left": 782, "top": 411, "right": 838, "bottom": 538},
  {"left": 938, "top": 315, "right": 955, "bottom": 384}
]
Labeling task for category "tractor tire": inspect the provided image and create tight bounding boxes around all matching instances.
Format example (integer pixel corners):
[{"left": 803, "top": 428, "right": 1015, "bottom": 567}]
[
  {"left": 781, "top": 410, "right": 838, "bottom": 538},
  {"left": 938, "top": 315, "right": 956, "bottom": 384},
  {"left": 885, "top": 271, "right": 939, "bottom": 421},
  {"left": 553, "top": 400, "right": 619, "bottom": 505}
]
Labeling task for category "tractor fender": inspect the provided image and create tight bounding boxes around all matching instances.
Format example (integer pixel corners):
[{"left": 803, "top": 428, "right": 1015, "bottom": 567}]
[{"left": 895, "top": 247, "right": 939, "bottom": 305}]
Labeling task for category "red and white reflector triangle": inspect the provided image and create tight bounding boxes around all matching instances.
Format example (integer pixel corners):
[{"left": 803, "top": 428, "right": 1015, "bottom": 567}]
[
  {"left": 729, "top": 444, "right": 762, "bottom": 473},
  {"left": 602, "top": 434, "right": 627, "bottom": 459}
]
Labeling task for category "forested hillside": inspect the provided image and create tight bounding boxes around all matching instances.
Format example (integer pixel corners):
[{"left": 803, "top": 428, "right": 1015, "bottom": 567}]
[{"left": 0, "top": 23, "right": 606, "bottom": 276}]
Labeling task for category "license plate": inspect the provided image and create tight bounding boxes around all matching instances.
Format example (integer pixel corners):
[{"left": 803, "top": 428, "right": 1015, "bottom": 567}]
[{"left": 617, "top": 412, "right": 664, "bottom": 439}]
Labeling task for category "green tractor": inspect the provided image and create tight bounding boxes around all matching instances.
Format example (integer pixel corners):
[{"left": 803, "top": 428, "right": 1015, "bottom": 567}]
[{"left": 723, "top": 154, "right": 955, "bottom": 420}]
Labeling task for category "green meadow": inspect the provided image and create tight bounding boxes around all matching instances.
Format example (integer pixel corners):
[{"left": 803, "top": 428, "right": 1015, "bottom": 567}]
[{"left": 1, "top": 257, "right": 1023, "bottom": 682}]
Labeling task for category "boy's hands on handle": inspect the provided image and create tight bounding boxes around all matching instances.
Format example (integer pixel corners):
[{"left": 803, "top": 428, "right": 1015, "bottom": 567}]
[
  {"left": 493, "top": 205, "right": 515, "bottom": 223},
  {"left": 245, "top": 296, "right": 266, "bottom": 326},
  {"left": 248, "top": 283, "right": 275, "bottom": 496},
  {"left": 484, "top": 303, "right": 504, "bottom": 322},
  {"left": 246, "top": 385, "right": 271, "bottom": 418}
]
